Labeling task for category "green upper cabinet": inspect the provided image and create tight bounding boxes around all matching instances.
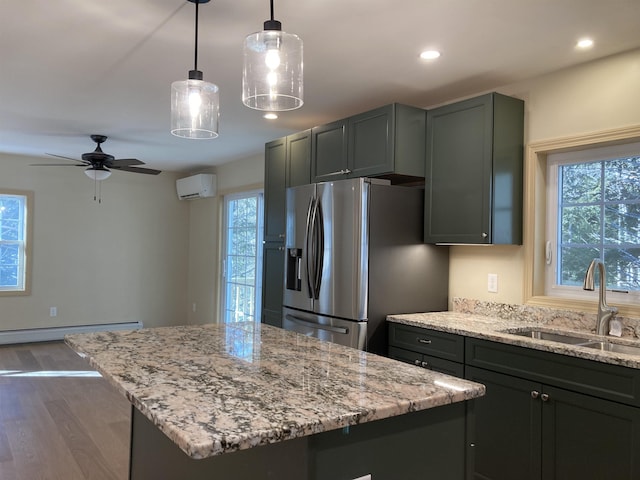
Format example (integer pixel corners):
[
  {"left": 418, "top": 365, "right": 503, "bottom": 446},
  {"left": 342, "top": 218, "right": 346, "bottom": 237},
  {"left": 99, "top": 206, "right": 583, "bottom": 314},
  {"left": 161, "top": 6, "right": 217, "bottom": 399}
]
[
  {"left": 263, "top": 131, "right": 312, "bottom": 243},
  {"left": 311, "top": 104, "right": 426, "bottom": 183},
  {"left": 311, "top": 119, "right": 349, "bottom": 182},
  {"left": 424, "top": 92, "right": 524, "bottom": 244},
  {"left": 286, "top": 129, "right": 312, "bottom": 188}
]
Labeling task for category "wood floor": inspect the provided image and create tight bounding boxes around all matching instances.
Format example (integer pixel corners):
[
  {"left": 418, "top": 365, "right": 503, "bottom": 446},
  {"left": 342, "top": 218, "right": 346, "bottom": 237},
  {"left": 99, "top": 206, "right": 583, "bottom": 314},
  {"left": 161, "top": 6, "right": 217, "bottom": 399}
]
[{"left": 0, "top": 341, "right": 130, "bottom": 480}]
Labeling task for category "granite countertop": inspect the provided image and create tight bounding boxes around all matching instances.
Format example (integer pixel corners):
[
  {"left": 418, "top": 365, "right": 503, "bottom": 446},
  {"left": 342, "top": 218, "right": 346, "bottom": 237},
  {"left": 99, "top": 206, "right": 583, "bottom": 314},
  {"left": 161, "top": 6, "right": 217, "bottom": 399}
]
[
  {"left": 388, "top": 311, "right": 640, "bottom": 369},
  {"left": 65, "top": 322, "right": 484, "bottom": 459}
]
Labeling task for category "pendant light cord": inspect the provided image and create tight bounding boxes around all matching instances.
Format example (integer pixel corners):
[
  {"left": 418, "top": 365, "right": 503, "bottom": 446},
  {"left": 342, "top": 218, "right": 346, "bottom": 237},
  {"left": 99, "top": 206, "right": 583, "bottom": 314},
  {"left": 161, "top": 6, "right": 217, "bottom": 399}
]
[
  {"left": 193, "top": 1, "right": 199, "bottom": 71},
  {"left": 270, "top": 0, "right": 274, "bottom": 21}
]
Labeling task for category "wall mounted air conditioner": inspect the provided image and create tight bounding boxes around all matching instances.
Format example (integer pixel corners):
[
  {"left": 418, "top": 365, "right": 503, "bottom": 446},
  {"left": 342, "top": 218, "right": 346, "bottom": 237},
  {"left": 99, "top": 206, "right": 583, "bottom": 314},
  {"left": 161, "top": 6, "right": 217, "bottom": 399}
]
[{"left": 176, "top": 174, "right": 216, "bottom": 200}]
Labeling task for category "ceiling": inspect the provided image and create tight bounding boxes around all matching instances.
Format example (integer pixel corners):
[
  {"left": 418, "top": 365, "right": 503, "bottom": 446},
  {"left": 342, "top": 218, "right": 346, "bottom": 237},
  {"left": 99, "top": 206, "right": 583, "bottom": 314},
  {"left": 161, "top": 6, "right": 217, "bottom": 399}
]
[{"left": 2, "top": 0, "right": 640, "bottom": 174}]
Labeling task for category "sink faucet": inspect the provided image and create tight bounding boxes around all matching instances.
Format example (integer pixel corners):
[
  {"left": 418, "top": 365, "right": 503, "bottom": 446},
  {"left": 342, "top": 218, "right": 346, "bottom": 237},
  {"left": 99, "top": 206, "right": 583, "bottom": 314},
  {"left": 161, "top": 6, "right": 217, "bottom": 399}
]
[{"left": 583, "top": 259, "right": 618, "bottom": 336}]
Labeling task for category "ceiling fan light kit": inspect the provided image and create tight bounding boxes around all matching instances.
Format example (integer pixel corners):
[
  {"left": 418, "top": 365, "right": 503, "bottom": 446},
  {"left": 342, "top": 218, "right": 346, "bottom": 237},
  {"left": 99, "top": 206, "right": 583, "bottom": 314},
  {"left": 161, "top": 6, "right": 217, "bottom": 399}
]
[
  {"left": 84, "top": 166, "right": 112, "bottom": 181},
  {"left": 171, "top": 0, "right": 220, "bottom": 139},
  {"left": 242, "top": 0, "right": 303, "bottom": 111}
]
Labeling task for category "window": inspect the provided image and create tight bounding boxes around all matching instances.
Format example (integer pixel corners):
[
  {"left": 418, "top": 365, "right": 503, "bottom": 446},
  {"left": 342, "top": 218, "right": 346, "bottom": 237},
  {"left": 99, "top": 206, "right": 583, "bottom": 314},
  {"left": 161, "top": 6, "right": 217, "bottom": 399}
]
[
  {"left": 545, "top": 142, "right": 640, "bottom": 303},
  {"left": 221, "top": 190, "right": 264, "bottom": 323},
  {"left": 0, "top": 190, "right": 32, "bottom": 295}
]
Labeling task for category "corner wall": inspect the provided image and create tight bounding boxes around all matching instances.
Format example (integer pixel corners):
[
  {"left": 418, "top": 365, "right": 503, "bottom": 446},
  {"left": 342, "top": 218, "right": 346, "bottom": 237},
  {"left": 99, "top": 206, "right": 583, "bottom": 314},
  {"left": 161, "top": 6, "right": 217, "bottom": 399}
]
[
  {"left": 186, "top": 154, "right": 265, "bottom": 324},
  {"left": 0, "top": 154, "right": 190, "bottom": 331}
]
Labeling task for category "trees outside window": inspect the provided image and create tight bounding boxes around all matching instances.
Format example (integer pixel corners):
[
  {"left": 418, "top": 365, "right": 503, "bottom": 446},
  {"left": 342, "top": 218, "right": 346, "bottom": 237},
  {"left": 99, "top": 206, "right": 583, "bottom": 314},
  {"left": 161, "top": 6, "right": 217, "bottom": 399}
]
[{"left": 221, "top": 190, "right": 264, "bottom": 324}]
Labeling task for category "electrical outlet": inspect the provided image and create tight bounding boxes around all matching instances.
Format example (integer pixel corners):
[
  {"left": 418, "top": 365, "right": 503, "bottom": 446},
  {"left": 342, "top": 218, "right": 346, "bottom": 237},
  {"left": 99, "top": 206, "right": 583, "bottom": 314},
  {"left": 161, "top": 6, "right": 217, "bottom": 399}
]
[
  {"left": 487, "top": 274, "right": 498, "bottom": 293},
  {"left": 49, "top": 307, "right": 57, "bottom": 317}
]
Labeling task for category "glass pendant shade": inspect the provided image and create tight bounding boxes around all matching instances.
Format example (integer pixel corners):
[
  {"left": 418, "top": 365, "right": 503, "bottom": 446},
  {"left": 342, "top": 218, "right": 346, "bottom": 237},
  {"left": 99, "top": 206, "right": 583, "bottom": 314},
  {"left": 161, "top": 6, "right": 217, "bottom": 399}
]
[
  {"left": 171, "top": 76, "right": 220, "bottom": 139},
  {"left": 242, "top": 29, "right": 303, "bottom": 111},
  {"left": 85, "top": 167, "right": 111, "bottom": 181}
]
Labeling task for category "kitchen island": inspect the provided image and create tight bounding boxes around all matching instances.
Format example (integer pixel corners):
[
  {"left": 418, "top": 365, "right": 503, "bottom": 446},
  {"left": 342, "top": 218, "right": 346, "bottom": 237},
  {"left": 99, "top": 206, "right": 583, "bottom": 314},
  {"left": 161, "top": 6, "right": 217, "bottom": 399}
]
[{"left": 65, "top": 322, "right": 484, "bottom": 480}]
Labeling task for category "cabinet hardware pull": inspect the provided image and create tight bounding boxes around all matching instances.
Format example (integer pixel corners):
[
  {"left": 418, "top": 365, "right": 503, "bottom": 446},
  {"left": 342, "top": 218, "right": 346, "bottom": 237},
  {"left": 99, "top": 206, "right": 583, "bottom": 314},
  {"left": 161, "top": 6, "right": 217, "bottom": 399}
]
[
  {"left": 531, "top": 390, "right": 540, "bottom": 399},
  {"left": 278, "top": 246, "right": 285, "bottom": 251},
  {"left": 481, "top": 232, "right": 488, "bottom": 238},
  {"left": 278, "top": 233, "right": 286, "bottom": 238},
  {"left": 417, "top": 338, "right": 432, "bottom": 345},
  {"left": 421, "top": 361, "right": 429, "bottom": 368},
  {"left": 414, "top": 359, "right": 421, "bottom": 366},
  {"left": 541, "top": 393, "right": 550, "bottom": 402}
]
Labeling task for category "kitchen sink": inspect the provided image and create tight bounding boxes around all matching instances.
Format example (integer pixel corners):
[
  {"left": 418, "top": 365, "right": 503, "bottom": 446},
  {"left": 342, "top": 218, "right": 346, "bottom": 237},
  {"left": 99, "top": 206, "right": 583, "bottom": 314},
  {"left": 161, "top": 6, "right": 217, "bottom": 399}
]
[
  {"left": 505, "top": 327, "right": 640, "bottom": 356},
  {"left": 507, "top": 328, "right": 594, "bottom": 345}
]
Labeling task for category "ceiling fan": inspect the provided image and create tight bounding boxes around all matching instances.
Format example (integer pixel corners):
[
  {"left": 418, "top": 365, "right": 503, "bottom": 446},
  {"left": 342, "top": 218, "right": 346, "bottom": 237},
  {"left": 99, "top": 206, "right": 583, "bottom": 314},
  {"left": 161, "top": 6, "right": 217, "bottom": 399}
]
[{"left": 32, "top": 134, "right": 161, "bottom": 180}]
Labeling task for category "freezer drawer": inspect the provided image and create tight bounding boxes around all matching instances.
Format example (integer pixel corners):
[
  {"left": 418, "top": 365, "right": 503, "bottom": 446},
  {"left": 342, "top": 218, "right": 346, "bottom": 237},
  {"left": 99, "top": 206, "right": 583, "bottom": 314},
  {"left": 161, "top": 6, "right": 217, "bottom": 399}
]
[{"left": 283, "top": 307, "right": 367, "bottom": 350}]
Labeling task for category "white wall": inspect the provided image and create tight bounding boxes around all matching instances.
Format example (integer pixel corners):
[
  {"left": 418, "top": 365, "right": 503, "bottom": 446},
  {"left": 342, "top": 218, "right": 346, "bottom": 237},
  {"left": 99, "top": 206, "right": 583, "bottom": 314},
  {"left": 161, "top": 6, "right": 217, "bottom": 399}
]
[
  {"left": 447, "top": 48, "right": 640, "bottom": 305},
  {"left": 186, "top": 154, "right": 265, "bottom": 324},
  {"left": 0, "top": 154, "right": 190, "bottom": 331}
]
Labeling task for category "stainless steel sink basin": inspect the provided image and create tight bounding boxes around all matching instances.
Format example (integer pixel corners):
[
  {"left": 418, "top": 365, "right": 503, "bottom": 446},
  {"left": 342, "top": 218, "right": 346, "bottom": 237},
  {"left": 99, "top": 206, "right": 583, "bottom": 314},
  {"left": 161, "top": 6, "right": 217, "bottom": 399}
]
[
  {"left": 505, "top": 327, "right": 640, "bottom": 356},
  {"left": 582, "top": 341, "right": 640, "bottom": 356},
  {"left": 507, "top": 328, "right": 594, "bottom": 345}
]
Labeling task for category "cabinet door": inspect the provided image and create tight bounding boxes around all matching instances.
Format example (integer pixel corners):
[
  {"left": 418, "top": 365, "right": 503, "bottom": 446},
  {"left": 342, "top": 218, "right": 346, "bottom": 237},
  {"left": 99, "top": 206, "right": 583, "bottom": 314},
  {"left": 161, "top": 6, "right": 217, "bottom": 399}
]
[
  {"left": 261, "top": 242, "right": 285, "bottom": 328},
  {"left": 348, "top": 105, "right": 393, "bottom": 177},
  {"left": 264, "top": 138, "right": 287, "bottom": 242},
  {"left": 465, "top": 366, "right": 541, "bottom": 480},
  {"left": 425, "top": 95, "right": 493, "bottom": 244},
  {"left": 286, "top": 129, "right": 311, "bottom": 187},
  {"left": 311, "top": 119, "right": 348, "bottom": 182},
  {"left": 541, "top": 385, "right": 640, "bottom": 480}
]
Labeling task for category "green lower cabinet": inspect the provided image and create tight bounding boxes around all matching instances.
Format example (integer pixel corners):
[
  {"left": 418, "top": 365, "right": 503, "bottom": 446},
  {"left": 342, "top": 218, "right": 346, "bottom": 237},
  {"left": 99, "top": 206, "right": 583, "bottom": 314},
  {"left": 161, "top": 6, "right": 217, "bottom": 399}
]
[
  {"left": 465, "top": 366, "right": 540, "bottom": 480},
  {"left": 466, "top": 365, "right": 640, "bottom": 480}
]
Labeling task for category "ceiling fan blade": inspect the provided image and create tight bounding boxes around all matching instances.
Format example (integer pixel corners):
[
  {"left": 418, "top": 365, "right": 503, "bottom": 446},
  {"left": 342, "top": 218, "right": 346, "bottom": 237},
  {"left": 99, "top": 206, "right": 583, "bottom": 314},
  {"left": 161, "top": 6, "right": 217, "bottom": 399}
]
[
  {"left": 46, "top": 153, "right": 89, "bottom": 164},
  {"left": 116, "top": 166, "right": 161, "bottom": 175},
  {"left": 109, "top": 158, "right": 145, "bottom": 167},
  {"left": 30, "top": 163, "right": 86, "bottom": 166}
]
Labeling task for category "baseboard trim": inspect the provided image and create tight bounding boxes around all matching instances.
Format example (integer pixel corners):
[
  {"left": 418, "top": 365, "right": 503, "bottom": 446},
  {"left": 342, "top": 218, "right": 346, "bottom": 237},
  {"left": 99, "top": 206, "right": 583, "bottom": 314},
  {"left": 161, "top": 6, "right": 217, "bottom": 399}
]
[{"left": 0, "top": 322, "right": 143, "bottom": 345}]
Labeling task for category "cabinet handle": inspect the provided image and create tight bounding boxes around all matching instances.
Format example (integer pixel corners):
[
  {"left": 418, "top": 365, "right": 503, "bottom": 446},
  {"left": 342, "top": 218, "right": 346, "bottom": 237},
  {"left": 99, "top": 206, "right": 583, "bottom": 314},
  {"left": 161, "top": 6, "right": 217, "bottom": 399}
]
[
  {"left": 414, "top": 359, "right": 421, "bottom": 366},
  {"left": 339, "top": 169, "right": 352, "bottom": 175},
  {"left": 278, "top": 233, "right": 286, "bottom": 238},
  {"left": 541, "top": 393, "right": 550, "bottom": 402},
  {"left": 421, "top": 361, "right": 429, "bottom": 368},
  {"left": 481, "top": 232, "right": 488, "bottom": 238},
  {"left": 531, "top": 390, "right": 540, "bottom": 399},
  {"left": 278, "top": 246, "right": 285, "bottom": 251},
  {"left": 417, "top": 338, "right": 432, "bottom": 345}
]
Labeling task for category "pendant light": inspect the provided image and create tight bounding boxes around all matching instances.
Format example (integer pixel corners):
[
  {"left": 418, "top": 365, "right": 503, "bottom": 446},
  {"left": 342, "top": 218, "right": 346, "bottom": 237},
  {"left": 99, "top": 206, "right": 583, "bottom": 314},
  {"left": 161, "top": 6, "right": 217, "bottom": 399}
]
[
  {"left": 242, "top": 0, "right": 303, "bottom": 111},
  {"left": 171, "top": 0, "right": 219, "bottom": 139}
]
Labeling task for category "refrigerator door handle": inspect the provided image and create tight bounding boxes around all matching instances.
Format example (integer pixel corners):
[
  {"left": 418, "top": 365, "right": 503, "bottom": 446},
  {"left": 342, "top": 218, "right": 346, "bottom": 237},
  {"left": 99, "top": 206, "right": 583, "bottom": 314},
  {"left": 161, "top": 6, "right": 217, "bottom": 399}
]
[
  {"left": 284, "top": 314, "right": 349, "bottom": 335},
  {"left": 313, "top": 199, "right": 324, "bottom": 299},
  {"left": 304, "top": 198, "right": 315, "bottom": 297}
]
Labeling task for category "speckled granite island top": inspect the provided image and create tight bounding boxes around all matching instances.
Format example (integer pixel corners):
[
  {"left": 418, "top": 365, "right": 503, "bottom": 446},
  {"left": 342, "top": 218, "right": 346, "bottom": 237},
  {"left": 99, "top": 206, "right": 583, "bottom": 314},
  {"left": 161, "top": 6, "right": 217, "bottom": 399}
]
[
  {"left": 65, "top": 322, "right": 484, "bottom": 459},
  {"left": 388, "top": 311, "right": 640, "bottom": 370}
]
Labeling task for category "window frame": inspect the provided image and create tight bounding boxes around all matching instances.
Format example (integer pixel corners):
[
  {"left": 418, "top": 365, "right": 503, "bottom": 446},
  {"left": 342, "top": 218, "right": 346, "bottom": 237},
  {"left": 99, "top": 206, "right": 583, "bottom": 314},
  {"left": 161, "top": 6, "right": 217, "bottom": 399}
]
[
  {"left": 220, "top": 189, "right": 264, "bottom": 324},
  {"left": 0, "top": 189, "right": 33, "bottom": 296},
  {"left": 524, "top": 125, "right": 640, "bottom": 318},
  {"left": 544, "top": 142, "right": 640, "bottom": 303}
]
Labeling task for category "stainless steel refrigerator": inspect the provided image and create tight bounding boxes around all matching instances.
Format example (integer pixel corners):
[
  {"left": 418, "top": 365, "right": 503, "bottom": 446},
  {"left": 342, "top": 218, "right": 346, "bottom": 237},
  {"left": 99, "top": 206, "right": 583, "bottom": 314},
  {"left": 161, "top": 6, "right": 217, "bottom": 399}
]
[{"left": 282, "top": 177, "right": 448, "bottom": 354}]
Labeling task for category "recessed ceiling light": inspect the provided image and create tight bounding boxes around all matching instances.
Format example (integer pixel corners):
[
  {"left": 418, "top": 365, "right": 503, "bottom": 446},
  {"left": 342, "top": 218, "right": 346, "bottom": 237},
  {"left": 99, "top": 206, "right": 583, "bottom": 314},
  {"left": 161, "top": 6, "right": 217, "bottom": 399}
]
[
  {"left": 576, "top": 38, "right": 594, "bottom": 49},
  {"left": 263, "top": 113, "right": 278, "bottom": 120},
  {"left": 420, "top": 50, "right": 441, "bottom": 60}
]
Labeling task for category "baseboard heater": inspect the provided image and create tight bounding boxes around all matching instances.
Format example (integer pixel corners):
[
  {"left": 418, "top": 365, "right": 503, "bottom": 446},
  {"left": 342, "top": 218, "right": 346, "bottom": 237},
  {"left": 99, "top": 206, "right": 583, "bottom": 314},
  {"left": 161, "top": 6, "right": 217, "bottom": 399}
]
[{"left": 0, "top": 321, "right": 143, "bottom": 345}]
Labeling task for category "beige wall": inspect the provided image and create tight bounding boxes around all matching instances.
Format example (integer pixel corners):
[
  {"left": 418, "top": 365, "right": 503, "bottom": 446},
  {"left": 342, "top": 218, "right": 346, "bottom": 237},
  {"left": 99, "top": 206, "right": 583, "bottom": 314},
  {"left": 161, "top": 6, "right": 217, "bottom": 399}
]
[
  {"left": 0, "top": 153, "right": 190, "bottom": 331},
  {"left": 447, "top": 48, "right": 640, "bottom": 306},
  {"left": 186, "top": 154, "right": 265, "bottom": 324}
]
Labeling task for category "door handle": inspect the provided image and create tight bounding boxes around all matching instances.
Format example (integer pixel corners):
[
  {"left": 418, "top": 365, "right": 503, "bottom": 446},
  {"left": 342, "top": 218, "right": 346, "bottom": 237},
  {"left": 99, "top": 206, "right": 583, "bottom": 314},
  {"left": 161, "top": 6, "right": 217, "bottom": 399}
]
[{"left": 285, "top": 315, "right": 349, "bottom": 335}]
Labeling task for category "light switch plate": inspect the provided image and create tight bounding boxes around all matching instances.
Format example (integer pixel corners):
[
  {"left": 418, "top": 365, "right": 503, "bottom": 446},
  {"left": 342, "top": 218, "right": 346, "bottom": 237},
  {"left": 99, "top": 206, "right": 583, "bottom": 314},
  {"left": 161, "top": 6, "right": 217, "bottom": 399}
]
[{"left": 487, "top": 273, "right": 498, "bottom": 293}]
